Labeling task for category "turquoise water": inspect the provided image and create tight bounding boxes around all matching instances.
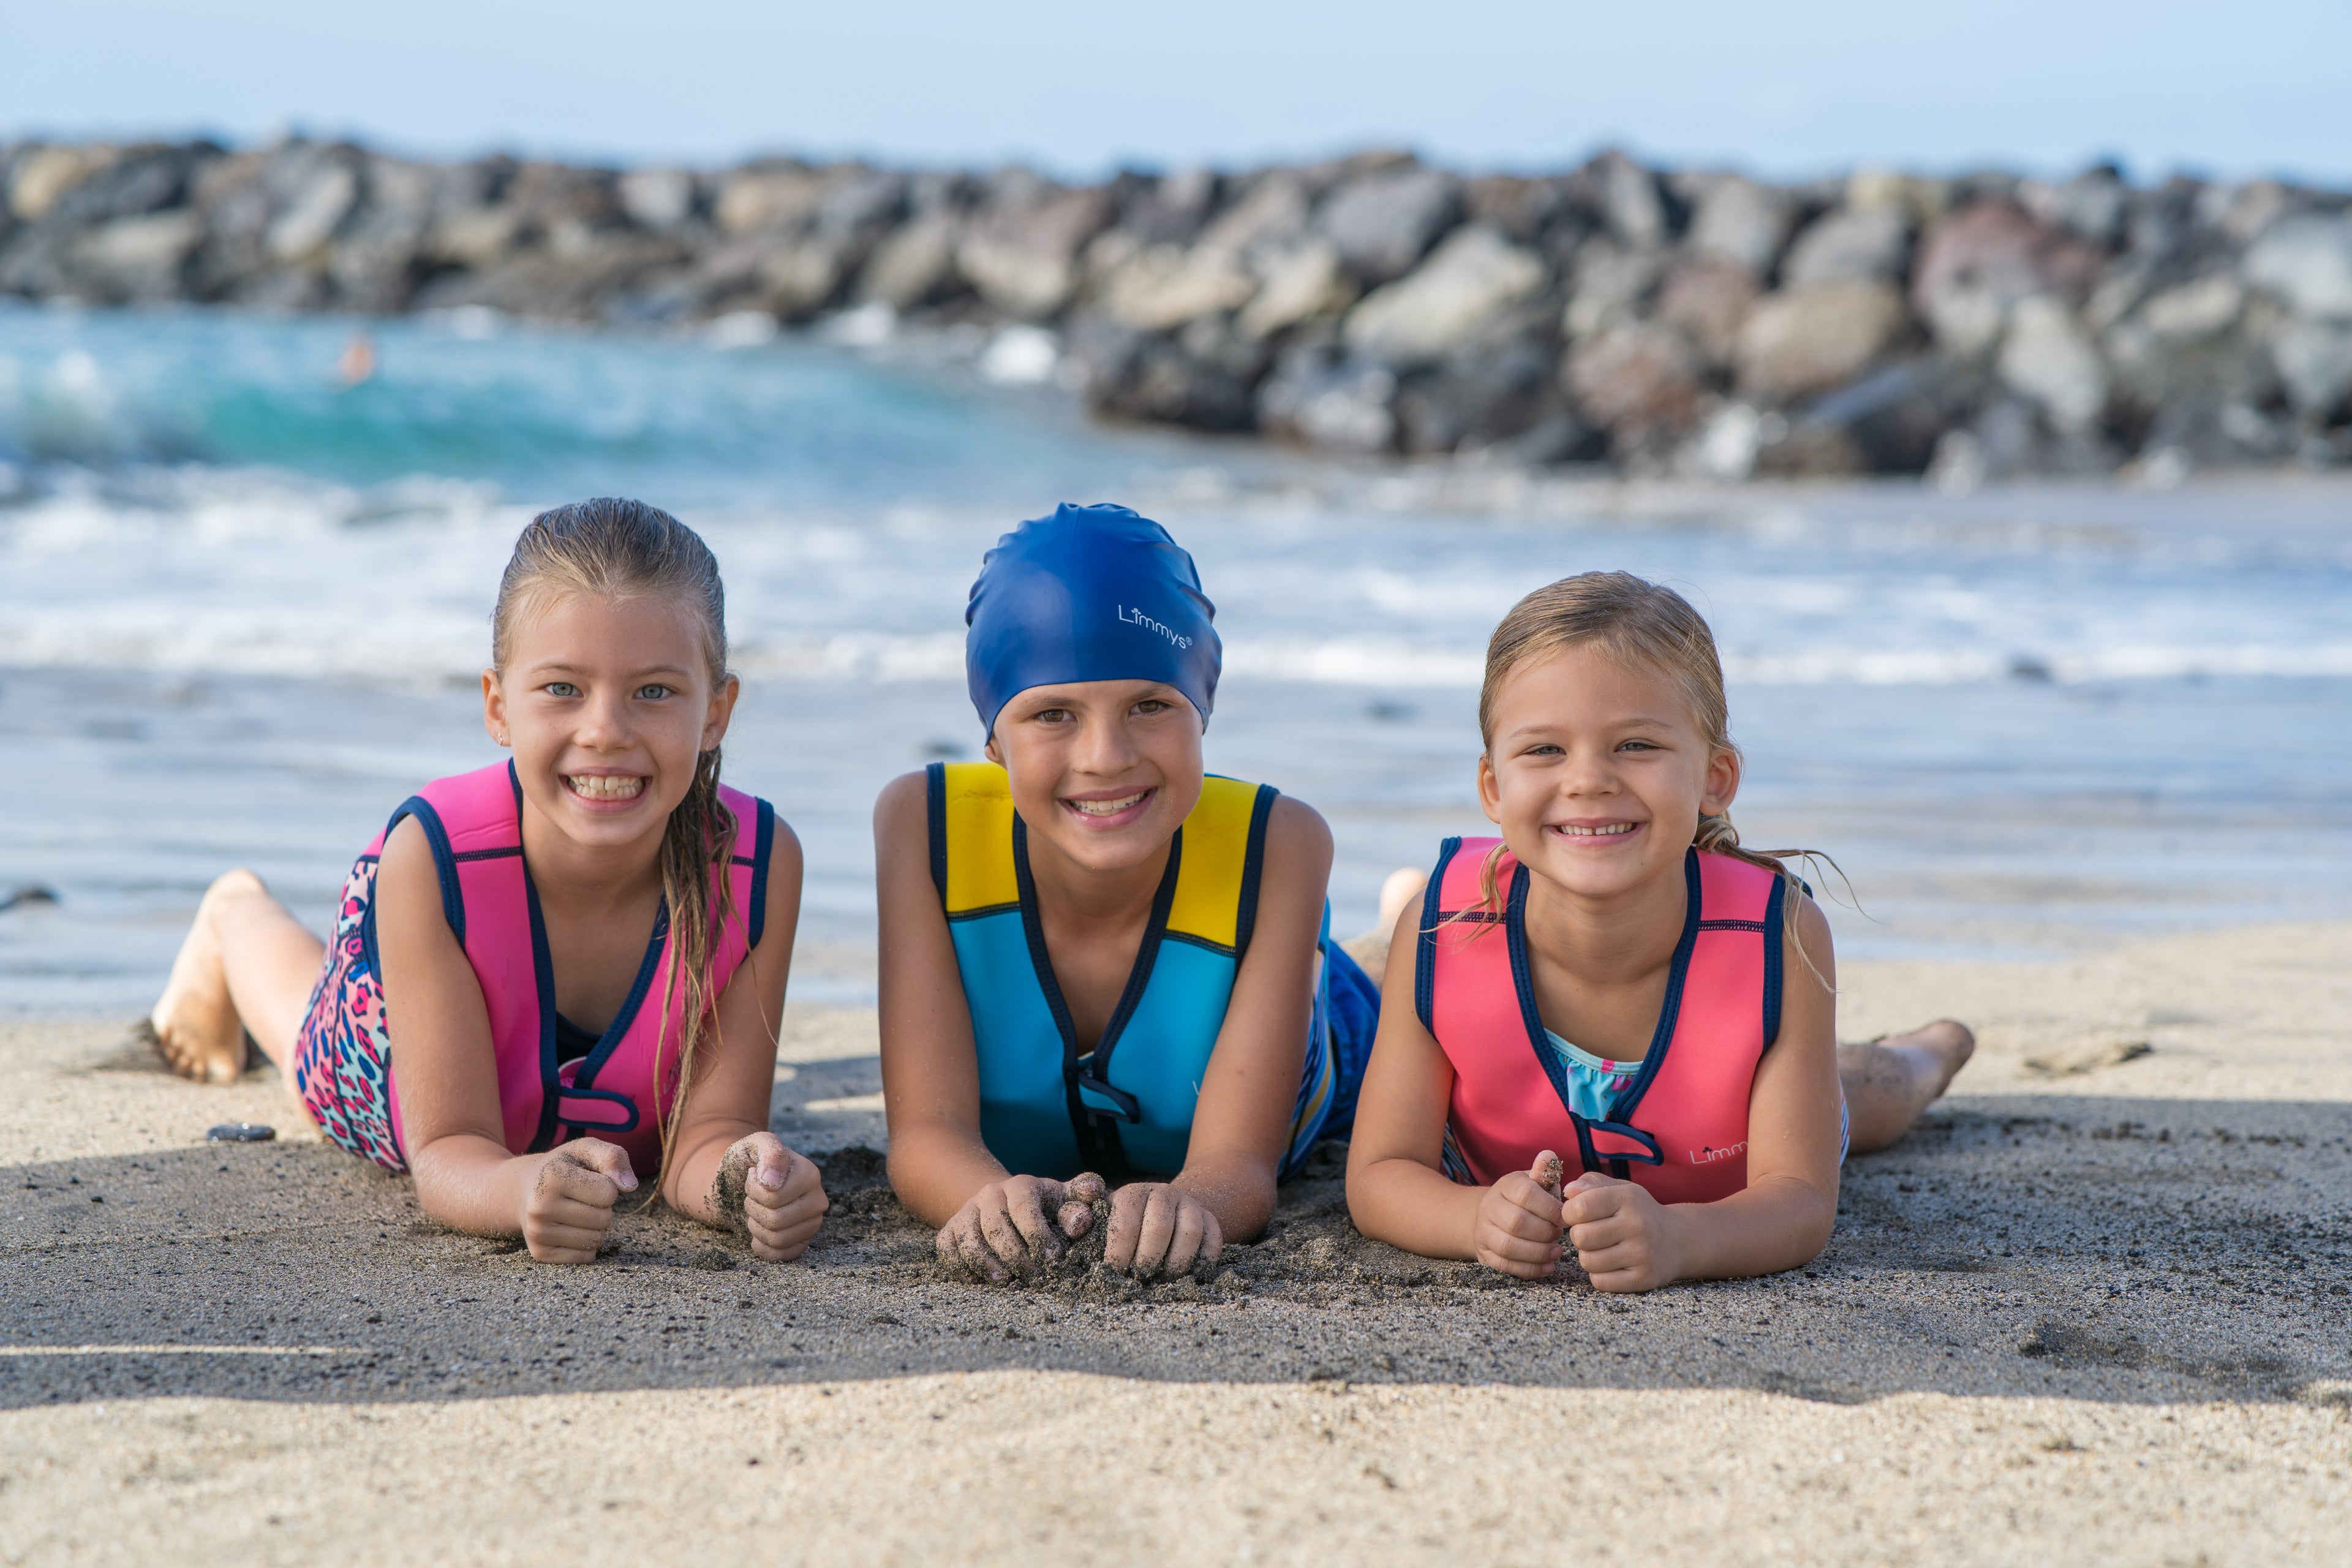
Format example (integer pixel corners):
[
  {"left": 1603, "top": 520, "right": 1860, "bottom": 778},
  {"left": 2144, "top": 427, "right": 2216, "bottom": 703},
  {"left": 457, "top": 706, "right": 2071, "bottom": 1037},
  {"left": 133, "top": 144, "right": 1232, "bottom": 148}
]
[{"left": 3, "top": 302, "right": 2350, "bottom": 1009}]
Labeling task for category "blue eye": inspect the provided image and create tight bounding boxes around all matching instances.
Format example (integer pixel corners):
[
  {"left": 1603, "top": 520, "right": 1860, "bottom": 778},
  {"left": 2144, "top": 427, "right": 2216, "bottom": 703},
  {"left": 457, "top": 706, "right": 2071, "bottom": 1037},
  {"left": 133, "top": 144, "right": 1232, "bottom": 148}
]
[
  {"left": 546, "top": 682, "right": 579, "bottom": 698},
  {"left": 637, "top": 684, "right": 671, "bottom": 700}
]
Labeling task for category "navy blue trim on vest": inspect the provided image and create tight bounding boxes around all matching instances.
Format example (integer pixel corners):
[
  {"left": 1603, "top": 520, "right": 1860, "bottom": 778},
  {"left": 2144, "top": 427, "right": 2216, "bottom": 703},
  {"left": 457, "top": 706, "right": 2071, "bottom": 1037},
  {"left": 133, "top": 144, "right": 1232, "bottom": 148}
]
[
  {"left": 1600, "top": 849, "right": 1706, "bottom": 1131},
  {"left": 383, "top": 796, "right": 466, "bottom": 943},
  {"left": 568, "top": 903, "right": 668, "bottom": 1091},
  {"left": 1229, "top": 783, "right": 1277, "bottom": 961},
  {"left": 1498, "top": 848, "right": 1697, "bottom": 1178},
  {"left": 1760, "top": 873, "right": 1787, "bottom": 1052},
  {"left": 500, "top": 753, "right": 670, "bottom": 1151},
  {"left": 519, "top": 864, "right": 564, "bottom": 1154},
  {"left": 924, "top": 762, "right": 949, "bottom": 902},
  {"left": 1412, "top": 837, "right": 1462, "bottom": 1034},
  {"left": 745, "top": 797, "right": 776, "bottom": 950},
  {"left": 1011, "top": 813, "right": 1182, "bottom": 1178}
]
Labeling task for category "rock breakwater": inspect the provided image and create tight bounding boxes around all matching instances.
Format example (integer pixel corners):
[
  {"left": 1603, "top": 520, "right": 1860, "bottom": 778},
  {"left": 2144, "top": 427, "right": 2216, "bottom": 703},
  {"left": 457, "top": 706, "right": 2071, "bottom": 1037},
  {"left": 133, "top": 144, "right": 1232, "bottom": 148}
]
[{"left": 6, "top": 138, "right": 2350, "bottom": 479}]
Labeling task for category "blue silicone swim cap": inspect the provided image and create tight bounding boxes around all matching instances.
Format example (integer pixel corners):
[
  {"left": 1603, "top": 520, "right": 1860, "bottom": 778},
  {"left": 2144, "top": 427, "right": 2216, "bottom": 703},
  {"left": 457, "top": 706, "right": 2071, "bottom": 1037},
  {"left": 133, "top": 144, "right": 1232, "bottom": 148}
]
[{"left": 965, "top": 503, "right": 1221, "bottom": 737}]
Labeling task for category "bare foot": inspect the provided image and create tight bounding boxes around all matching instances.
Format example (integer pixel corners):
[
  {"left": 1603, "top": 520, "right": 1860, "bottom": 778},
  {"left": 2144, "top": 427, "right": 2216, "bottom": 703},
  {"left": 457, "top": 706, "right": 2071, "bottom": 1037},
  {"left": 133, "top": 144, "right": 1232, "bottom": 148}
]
[
  {"left": 1838, "top": 1020, "right": 1976, "bottom": 1156},
  {"left": 145, "top": 870, "right": 260, "bottom": 1084},
  {"left": 1877, "top": 1019, "right": 1976, "bottom": 1102}
]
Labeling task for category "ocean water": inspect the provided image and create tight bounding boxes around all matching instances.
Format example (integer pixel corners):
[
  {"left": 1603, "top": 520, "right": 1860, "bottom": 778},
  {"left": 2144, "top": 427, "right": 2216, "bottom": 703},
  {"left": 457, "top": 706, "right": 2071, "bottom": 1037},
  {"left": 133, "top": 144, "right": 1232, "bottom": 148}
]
[{"left": 4, "top": 301, "right": 2350, "bottom": 1012}]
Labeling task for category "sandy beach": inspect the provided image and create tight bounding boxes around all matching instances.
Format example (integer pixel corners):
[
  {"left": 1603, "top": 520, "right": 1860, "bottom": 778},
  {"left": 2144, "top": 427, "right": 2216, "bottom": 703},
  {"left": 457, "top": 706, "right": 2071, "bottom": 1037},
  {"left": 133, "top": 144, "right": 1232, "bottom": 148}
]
[{"left": 2, "top": 919, "right": 2347, "bottom": 1564}]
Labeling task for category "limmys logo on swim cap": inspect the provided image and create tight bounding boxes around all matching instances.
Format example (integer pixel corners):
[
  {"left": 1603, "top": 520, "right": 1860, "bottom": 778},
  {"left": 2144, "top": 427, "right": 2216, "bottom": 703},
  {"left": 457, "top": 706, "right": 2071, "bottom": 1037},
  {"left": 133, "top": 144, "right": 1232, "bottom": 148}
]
[{"left": 1116, "top": 604, "right": 1193, "bottom": 650}]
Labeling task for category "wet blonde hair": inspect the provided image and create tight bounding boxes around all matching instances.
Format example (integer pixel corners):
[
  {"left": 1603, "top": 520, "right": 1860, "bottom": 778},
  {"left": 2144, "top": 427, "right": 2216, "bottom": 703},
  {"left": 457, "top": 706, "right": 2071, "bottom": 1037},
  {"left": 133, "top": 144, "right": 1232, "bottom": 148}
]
[
  {"left": 1465, "top": 571, "right": 1837, "bottom": 971},
  {"left": 492, "top": 497, "right": 741, "bottom": 1197}
]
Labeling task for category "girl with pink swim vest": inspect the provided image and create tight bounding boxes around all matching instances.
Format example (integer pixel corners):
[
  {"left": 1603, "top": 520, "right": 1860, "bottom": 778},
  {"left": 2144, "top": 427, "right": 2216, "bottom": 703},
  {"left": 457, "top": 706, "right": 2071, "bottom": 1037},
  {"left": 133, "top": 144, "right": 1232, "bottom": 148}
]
[
  {"left": 144, "top": 499, "right": 827, "bottom": 1265},
  {"left": 1346, "top": 573, "right": 1974, "bottom": 1292}
]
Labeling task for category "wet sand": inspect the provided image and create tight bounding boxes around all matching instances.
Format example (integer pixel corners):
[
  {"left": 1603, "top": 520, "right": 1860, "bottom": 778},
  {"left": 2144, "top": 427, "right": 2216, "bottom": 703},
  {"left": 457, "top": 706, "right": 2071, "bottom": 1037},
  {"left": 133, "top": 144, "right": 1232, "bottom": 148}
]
[{"left": 3, "top": 922, "right": 2348, "bottom": 1564}]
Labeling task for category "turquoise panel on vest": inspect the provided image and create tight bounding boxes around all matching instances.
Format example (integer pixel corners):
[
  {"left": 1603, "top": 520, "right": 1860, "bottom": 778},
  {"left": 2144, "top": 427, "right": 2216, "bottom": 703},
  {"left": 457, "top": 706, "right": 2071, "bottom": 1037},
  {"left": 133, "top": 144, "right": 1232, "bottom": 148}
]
[
  {"left": 1102, "top": 939, "right": 1237, "bottom": 1177},
  {"left": 949, "top": 908, "right": 1087, "bottom": 1178}
]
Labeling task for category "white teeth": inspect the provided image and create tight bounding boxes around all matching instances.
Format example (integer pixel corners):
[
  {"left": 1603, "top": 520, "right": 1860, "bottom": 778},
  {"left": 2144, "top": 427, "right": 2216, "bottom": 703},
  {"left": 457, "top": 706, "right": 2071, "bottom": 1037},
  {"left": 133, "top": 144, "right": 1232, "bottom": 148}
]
[
  {"left": 567, "top": 775, "right": 645, "bottom": 801},
  {"left": 1558, "top": 822, "right": 1635, "bottom": 837},
  {"left": 1068, "top": 791, "right": 1147, "bottom": 817}
]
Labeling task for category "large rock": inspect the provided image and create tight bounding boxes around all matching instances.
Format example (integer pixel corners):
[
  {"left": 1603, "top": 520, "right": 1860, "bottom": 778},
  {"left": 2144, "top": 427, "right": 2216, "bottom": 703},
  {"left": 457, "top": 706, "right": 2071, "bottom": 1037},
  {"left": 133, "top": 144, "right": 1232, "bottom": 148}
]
[
  {"left": 1117, "top": 167, "right": 1219, "bottom": 246},
  {"left": 1780, "top": 359, "right": 1975, "bottom": 475},
  {"left": 1315, "top": 167, "right": 1460, "bottom": 285},
  {"left": 1686, "top": 175, "right": 1794, "bottom": 275},
  {"left": 1235, "top": 239, "right": 1355, "bottom": 341},
  {"left": 1997, "top": 295, "right": 2108, "bottom": 431},
  {"left": 1655, "top": 258, "right": 1757, "bottom": 366},
  {"left": 1780, "top": 206, "right": 1910, "bottom": 286},
  {"left": 857, "top": 213, "right": 962, "bottom": 311},
  {"left": 957, "top": 183, "right": 1109, "bottom": 320},
  {"left": 714, "top": 164, "right": 824, "bottom": 236},
  {"left": 1390, "top": 304, "right": 1564, "bottom": 454},
  {"left": 2101, "top": 275, "right": 2278, "bottom": 415},
  {"left": 1578, "top": 151, "right": 1668, "bottom": 249},
  {"left": 1074, "top": 316, "right": 1265, "bottom": 432},
  {"left": 619, "top": 168, "right": 698, "bottom": 230},
  {"left": 2242, "top": 213, "right": 2352, "bottom": 321},
  {"left": 1257, "top": 343, "right": 1398, "bottom": 452},
  {"left": 2021, "top": 167, "right": 2128, "bottom": 246},
  {"left": 36, "top": 145, "right": 197, "bottom": 230},
  {"left": 1735, "top": 281, "right": 1907, "bottom": 400},
  {"left": 1912, "top": 200, "right": 2103, "bottom": 356},
  {"left": 7, "top": 145, "right": 115, "bottom": 221},
  {"left": 1197, "top": 171, "right": 1311, "bottom": 257},
  {"left": 1341, "top": 225, "right": 1546, "bottom": 366},
  {"left": 68, "top": 211, "right": 202, "bottom": 301},
  {"left": 1564, "top": 321, "right": 1702, "bottom": 435},
  {"left": 1561, "top": 239, "right": 1665, "bottom": 338},
  {"left": 2272, "top": 320, "right": 2352, "bottom": 418},
  {"left": 265, "top": 159, "right": 358, "bottom": 263},
  {"left": 1097, "top": 243, "right": 1256, "bottom": 333},
  {"left": 1463, "top": 174, "right": 1569, "bottom": 245}
]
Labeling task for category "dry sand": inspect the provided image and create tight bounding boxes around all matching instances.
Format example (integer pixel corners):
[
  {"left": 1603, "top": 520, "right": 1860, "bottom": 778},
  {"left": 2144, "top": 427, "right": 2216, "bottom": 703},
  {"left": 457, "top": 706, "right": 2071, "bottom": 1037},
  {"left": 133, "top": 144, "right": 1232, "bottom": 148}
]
[{"left": 2, "top": 922, "right": 2348, "bottom": 1565}]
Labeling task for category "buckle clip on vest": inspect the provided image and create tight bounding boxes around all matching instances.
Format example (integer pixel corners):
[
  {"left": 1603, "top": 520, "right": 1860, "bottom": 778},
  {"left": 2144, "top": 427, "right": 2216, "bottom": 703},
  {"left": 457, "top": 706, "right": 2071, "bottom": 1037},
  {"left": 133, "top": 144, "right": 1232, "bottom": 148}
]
[
  {"left": 1074, "top": 1060, "right": 1142, "bottom": 1127},
  {"left": 554, "top": 1084, "right": 642, "bottom": 1136},
  {"left": 1569, "top": 1111, "right": 1663, "bottom": 1175}
]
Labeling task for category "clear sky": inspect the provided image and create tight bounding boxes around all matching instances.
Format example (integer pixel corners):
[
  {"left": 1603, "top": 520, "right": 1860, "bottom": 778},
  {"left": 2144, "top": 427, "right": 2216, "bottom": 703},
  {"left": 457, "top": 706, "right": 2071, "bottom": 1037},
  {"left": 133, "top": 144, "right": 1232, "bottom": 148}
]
[{"left": 6, "top": 0, "right": 2348, "bottom": 183}]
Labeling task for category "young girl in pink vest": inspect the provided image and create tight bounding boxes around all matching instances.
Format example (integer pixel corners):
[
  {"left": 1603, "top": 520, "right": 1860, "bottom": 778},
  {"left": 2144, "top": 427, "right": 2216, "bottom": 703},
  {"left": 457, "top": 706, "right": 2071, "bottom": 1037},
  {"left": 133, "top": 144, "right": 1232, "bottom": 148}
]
[
  {"left": 1346, "top": 572, "right": 1972, "bottom": 1291},
  {"left": 145, "top": 499, "right": 827, "bottom": 1265}
]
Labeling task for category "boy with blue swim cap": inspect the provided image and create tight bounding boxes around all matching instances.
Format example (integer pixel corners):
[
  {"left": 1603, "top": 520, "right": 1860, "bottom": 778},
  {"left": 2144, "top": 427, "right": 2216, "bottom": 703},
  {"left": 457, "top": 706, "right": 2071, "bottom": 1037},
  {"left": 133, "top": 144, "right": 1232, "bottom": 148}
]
[{"left": 875, "top": 503, "right": 1378, "bottom": 1282}]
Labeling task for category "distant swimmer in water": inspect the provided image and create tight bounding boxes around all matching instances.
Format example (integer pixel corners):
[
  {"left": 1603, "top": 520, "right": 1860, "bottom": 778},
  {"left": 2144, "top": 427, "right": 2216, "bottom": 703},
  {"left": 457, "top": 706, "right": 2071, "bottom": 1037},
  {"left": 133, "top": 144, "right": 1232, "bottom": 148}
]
[
  {"left": 143, "top": 499, "right": 827, "bottom": 1265},
  {"left": 337, "top": 332, "right": 377, "bottom": 388}
]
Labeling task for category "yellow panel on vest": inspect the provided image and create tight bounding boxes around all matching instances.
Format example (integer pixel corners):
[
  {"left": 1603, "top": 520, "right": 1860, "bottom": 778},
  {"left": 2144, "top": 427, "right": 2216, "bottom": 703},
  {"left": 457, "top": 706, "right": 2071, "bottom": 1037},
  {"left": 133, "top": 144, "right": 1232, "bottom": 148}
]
[
  {"left": 940, "top": 763, "right": 1019, "bottom": 914},
  {"left": 1166, "top": 775, "right": 1263, "bottom": 949}
]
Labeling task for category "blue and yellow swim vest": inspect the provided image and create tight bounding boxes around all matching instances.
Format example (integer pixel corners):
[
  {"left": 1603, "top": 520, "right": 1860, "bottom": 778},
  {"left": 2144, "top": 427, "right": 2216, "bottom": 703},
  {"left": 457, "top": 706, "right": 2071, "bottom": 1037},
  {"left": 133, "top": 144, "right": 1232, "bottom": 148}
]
[{"left": 927, "top": 761, "right": 1375, "bottom": 1181}]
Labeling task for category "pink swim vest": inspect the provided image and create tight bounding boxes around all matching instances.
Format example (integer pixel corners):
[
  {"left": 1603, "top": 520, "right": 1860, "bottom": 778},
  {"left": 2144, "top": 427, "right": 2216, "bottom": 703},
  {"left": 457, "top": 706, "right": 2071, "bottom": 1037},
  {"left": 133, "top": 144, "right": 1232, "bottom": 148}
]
[
  {"left": 1415, "top": 839, "right": 1785, "bottom": 1205},
  {"left": 363, "top": 761, "right": 775, "bottom": 1174}
]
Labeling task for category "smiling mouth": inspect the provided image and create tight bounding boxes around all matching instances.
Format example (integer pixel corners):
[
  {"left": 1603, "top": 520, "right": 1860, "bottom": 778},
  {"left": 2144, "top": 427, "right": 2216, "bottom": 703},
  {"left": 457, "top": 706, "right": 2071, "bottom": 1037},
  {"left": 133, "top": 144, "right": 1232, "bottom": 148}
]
[
  {"left": 565, "top": 774, "right": 646, "bottom": 802},
  {"left": 1551, "top": 821, "right": 1638, "bottom": 838},
  {"left": 1062, "top": 789, "right": 1152, "bottom": 820}
]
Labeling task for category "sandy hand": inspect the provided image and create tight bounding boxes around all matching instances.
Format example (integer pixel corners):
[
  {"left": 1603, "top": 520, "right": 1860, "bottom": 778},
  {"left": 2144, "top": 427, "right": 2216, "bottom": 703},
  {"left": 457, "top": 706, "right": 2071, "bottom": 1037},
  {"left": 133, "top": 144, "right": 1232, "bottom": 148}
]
[
  {"left": 523, "top": 1139, "right": 636, "bottom": 1264},
  {"left": 1530, "top": 1149, "right": 1566, "bottom": 1201},
  {"left": 725, "top": 1132, "right": 829, "bottom": 1262},
  {"left": 939, "top": 1172, "right": 1107, "bottom": 1284},
  {"left": 1102, "top": 1182, "right": 1223, "bottom": 1280},
  {"left": 1561, "top": 1171, "right": 1677, "bottom": 1292},
  {"left": 1472, "top": 1150, "right": 1567, "bottom": 1279}
]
